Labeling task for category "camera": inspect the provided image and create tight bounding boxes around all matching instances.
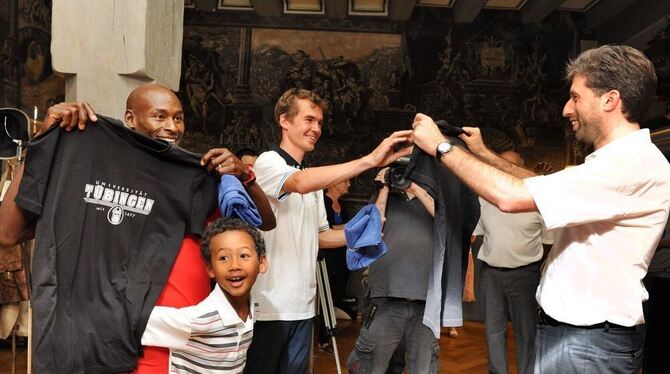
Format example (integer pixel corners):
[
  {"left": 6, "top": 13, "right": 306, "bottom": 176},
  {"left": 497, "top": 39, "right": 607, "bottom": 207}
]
[{"left": 385, "top": 156, "right": 411, "bottom": 191}]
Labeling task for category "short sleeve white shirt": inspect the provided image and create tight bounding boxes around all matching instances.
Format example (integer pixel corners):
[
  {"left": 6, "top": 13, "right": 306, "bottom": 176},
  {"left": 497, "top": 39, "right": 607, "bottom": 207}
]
[
  {"left": 251, "top": 150, "right": 329, "bottom": 320},
  {"left": 475, "top": 197, "right": 554, "bottom": 268},
  {"left": 525, "top": 129, "right": 670, "bottom": 326},
  {"left": 141, "top": 284, "right": 255, "bottom": 373}
]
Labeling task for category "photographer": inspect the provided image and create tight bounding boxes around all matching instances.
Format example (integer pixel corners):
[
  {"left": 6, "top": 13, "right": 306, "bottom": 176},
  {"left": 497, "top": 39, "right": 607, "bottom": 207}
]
[{"left": 347, "top": 140, "right": 479, "bottom": 374}]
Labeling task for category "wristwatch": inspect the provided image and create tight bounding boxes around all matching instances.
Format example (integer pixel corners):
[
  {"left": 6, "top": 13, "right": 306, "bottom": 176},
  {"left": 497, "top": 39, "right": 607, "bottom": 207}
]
[{"left": 435, "top": 141, "right": 453, "bottom": 161}]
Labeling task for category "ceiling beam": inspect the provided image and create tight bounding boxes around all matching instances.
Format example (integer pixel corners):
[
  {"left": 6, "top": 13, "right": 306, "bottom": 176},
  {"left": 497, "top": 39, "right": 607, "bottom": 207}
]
[
  {"left": 250, "top": 0, "right": 282, "bottom": 17},
  {"left": 598, "top": 0, "right": 670, "bottom": 47},
  {"left": 325, "top": 0, "right": 347, "bottom": 18},
  {"left": 389, "top": 0, "right": 417, "bottom": 21},
  {"left": 521, "top": 0, "right": 564, "bottom": 25},
  {"left": 585, "top": 0, "right": 636, "bottom": 28},
  {"left": 452, "top": 0, "right": 487, "bottom": 24}
]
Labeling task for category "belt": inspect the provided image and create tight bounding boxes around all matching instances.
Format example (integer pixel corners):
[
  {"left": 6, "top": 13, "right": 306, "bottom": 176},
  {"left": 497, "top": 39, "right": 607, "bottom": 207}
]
[
  {"left": 378, "top": 297, "right": 425, "bottom": 303},
  {"left": 537, "top": 308, "right": 637, "bottom": 331},
  {"left": 484, "top": 261, "right": 540, "bottom": 271}
]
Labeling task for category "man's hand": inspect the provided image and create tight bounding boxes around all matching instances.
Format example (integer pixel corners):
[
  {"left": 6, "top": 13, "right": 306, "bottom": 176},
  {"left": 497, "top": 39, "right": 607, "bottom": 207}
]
[
  {"left": 200, "top": 148, "right": 248, "bottom": 179},
  {"left": 459, "top": 126, "right": 488, "bottom": 156},
  {"left": 411, "top": 113, "right": 445, "bottom": 157},
  {"left": 364, "top": 130, "right": 413, "bottom": 167},
  {"left": 374, "top": 167, "right": 389, "bottom": 185},
  {"left": 42, "top": 102, "right": 97, "bottom": 133},
  {"left": 534, "top": 161, "right": 555, "bottom": 175}
]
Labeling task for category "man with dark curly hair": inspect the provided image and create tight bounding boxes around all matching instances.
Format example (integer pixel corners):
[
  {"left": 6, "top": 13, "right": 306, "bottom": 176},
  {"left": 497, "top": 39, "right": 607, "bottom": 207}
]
[{"left": 141, "top": 217, "right": 268, "bottom": 373}]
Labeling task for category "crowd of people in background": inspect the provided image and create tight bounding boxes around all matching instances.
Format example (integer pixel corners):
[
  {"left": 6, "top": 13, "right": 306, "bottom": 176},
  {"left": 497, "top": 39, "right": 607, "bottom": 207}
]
[{"left": 0, "top": 43, "right": 668, "bottom": 374}]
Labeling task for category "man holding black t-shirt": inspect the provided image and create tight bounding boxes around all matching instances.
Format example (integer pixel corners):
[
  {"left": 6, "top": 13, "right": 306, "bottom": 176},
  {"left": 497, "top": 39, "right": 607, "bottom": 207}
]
[{"left": 0, "top": 84, "right": 275, "bottom": 373}]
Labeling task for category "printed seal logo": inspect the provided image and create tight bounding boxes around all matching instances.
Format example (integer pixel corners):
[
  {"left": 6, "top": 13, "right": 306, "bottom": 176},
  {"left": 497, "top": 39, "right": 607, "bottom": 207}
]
[
  {"left": 107, "top": 206, "right": 125, "bottom": 225},
  {"left": 84, "top": 181, "right": 155, "bottom": 225}
]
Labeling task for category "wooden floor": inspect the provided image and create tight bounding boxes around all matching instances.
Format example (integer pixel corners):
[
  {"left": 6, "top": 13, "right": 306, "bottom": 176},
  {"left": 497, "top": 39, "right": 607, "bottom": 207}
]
[{"left": 1, "top": 320, "right": 517, "bottom": 374}]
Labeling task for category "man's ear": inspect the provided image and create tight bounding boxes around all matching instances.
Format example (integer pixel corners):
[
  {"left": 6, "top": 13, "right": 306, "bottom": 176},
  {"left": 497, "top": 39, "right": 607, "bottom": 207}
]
[
  {"left": 124, "top": 109, "right": 136, "bottom": 130},
  {"left": 602, "top": 90, "right": 620, "bottom": 112},
  {"left": 259, "top": 255, "right": 269, "bottom": 274},
  {"left": 278, "top": 114, "right": 291, "bottom": 131}
]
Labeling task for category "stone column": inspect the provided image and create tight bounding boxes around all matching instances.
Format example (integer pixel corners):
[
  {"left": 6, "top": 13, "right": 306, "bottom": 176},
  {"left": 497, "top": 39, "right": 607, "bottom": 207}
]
[{"left": 50, "top": 0, "right": 185, "bottom": 118}]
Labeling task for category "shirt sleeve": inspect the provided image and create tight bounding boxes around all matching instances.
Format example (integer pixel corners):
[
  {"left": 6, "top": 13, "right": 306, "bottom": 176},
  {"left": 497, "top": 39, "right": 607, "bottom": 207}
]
[
  {"left": 524, "top": 160, "right": 655, "bottom": 230},
  {"left": 317, "top": 190, "right": 330, "bottom": 232},
  {"left": 15, "top": 126, "right": 61, "bottom": 217},
  {"left": 254, "top": 151, "right": 299, "bottom": 201},
  {"left": 472, "top": 219, "right": 483, "bottom": 236},
  {"left": 140, "top": 306, "right": 193, "bottom": 349}
]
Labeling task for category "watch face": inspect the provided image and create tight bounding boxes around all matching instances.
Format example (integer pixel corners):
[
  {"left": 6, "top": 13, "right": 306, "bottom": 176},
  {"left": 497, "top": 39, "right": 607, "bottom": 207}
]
[{"left": 438, "top": 142, "right": 452, "bottom": 154}]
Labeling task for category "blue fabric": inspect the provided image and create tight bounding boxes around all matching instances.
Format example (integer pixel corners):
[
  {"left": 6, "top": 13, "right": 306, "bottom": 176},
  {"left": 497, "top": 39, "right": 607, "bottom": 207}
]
[
  {"left": 344, "top": 204, "right": 388, "bottom": 270},
  {"left": 217, "top": 175, "right": 262, "bottom": 227}
]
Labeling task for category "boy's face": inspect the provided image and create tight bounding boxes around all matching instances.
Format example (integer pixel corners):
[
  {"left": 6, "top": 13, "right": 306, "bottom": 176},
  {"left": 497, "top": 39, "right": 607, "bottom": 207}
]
[{"left": 207, "top": 230, "right": 268, "bottom": 300}]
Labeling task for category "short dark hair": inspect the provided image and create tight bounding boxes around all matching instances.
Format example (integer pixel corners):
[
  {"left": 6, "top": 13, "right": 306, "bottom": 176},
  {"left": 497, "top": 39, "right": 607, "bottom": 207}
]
[
  {"left": 274, "top": 88, "right": 328, "bottom": 124},
  {"left": 200, "top": 217, "right": 266, "bottom": 262},
  {"left": 235, "top": 148, "right": 258, "bottom": 159},
  {"left": 565, "top": 45, "right": 657, "bottom": 123}
]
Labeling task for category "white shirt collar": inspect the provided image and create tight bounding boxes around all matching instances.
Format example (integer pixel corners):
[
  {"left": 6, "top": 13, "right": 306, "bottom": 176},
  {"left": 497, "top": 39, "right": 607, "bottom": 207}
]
[
  {"left": 586, "top": 128, "right": 650, "bottom": 161},
  {"left": 211, "top": 283, "right": 254, "bottom": 326}
]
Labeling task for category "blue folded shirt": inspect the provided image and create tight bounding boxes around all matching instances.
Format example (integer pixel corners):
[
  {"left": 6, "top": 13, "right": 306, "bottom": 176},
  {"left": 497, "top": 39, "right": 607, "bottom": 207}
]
[
  {"left": 217, "top": 175, "right": 262, "bottom": 227},
  {"left": 344, "top": 204, "right": 388, "bottom": 270}
]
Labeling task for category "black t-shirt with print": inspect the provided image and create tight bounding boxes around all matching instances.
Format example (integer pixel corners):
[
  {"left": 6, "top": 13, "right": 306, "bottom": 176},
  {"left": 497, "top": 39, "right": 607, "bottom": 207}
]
[{"left": 16, "top": 116, "right": 218, "bottom": 373}]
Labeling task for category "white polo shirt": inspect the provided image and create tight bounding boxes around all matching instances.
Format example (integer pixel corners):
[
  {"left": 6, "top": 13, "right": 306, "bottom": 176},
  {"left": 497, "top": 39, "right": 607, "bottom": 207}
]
[
  {"left": 141, "top": 284, "right": 256, "bottom": 373},
  {"left": 525, "top": 129, "right": 670, "bottom": 327},
  {"left": 474, "top": 197, "right": 554, "bottom": 268},
  {"left": 251, "top": 149, "right": 329, "bottom": 321}
]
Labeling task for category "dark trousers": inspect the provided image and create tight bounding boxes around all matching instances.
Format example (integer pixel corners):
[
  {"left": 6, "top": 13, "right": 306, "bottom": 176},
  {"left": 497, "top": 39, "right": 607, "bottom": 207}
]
[
  {"left": 480, "top": 261, "right": 540, "bottom": 374},
  {"left": 243, "top": 319, "right": 314, "bottom": 374}
]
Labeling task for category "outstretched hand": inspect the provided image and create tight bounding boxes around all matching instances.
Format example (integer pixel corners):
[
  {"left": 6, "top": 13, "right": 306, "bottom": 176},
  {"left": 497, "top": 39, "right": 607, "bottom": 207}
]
[
  {"left": 365, "top": 130, "right": 413, "bottom": 168},
  {"left": 42, "top": 102, "right": 97, "bottom": 134},
  {"left": 459, "top": 127, "right": 487, "bottom": 156},
  {"left": 411, "top": 113, "right": 445, "bottom": 156},
  {"left": 200, "top": 148, "right": 249, "bottom": 180}
]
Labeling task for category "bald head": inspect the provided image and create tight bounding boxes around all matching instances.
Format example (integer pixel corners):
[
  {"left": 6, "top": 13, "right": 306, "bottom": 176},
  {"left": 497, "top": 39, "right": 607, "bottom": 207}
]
[{"left": 124, "top": 84, "right": 185, "bottom": 144}]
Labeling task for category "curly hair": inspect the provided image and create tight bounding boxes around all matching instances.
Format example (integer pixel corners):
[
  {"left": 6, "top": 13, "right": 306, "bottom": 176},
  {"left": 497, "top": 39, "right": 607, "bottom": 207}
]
[
  {"left": 565, "top": 45, "right": 657, "bottom": 123},
  {"left": 274, "top": 88, "right": 328, "bottom": 124},
  {"left": 200, "top": 217, "right": 266, "bottom": 263}
]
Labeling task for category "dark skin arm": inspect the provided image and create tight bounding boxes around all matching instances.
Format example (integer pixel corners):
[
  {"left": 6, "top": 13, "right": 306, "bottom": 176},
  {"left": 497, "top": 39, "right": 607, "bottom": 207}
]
[
  {"left": 200, "top": 148, "right": 276, "bottom": 231},
  {"left": 0, "top": 163, "right": 35, "bottom": 246}
]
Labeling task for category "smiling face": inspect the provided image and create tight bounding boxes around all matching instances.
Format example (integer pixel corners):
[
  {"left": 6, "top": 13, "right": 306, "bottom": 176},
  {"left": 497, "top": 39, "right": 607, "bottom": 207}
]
[
  {"left": 280, "top": 98, "right": 323, "bottom": 161},
  {"left": 563, "top": 74, "right": 604, "bottom": 146},
  {"left": 125, "top": 84, "right": 185, "bottom": 144},
  {"left": 207, "top": 230, "right": 268, "bottom": 303}
]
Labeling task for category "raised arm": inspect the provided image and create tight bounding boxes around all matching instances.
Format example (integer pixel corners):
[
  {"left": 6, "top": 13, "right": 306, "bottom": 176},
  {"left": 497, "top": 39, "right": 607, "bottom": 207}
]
[
  {"left": 283, "top": 130, "right": 413, "bottom": 194},
  {"left": 412, "top": 113, "right": 537, "bottom": 213},
  {"left": 201, "top": 148, "right": 276, "bottom": 231}
]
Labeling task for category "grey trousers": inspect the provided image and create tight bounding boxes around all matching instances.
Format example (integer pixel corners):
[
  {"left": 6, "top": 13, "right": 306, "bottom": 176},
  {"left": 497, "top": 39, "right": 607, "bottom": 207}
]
[
  {"left": 347, "top": 298, "right": 439, "bottom": 374},
  {"left": 480, "top": 261, "right": 540, "bottom": 374}
]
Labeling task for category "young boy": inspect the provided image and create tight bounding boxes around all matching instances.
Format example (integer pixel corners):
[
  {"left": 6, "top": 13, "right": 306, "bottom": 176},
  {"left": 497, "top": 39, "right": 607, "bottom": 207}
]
[{"left": 140, "top": 217, "right": 268, "bottom": 373}]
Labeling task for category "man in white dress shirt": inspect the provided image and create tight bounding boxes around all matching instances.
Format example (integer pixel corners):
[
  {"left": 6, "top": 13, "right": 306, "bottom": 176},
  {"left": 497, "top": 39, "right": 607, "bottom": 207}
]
[{"left": 412, "top": 45, "right": 670, "bottom": 373}]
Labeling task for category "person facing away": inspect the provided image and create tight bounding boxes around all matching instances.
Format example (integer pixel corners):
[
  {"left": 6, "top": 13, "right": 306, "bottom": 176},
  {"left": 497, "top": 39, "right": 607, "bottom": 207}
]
[
  {"left": 141, "top": 217, "right": 268, "bottom": 373},
  {"left": 473, "top": 149, "right": 554, "bottom": 374},
  {"left": 244, "top": 88, "right": 412, "bottom": 374},
  {"left": 411, "top": 44, "right": 670, "bottom": 373}
]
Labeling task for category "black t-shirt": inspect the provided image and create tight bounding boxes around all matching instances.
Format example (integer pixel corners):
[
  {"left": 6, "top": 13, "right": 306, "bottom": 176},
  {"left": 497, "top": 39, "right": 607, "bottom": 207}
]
[{"left": 16, "top": 116, "right": 218, "bottom": 373}]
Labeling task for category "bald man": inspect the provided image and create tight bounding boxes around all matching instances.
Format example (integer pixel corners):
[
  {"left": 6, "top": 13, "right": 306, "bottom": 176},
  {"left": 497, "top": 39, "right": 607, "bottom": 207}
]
[{"left": 0, "top": 83, "right": 275, "bottom": 373}]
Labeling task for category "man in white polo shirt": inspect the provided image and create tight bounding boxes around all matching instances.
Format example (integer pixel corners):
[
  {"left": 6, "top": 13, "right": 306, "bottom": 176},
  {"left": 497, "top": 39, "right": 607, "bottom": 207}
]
[
  {"left": 412, "top": 45, "right": 670, "bottom": 373},
  {"left": 473, "top": 149, "right": 554, "bottom": 374},
  {"left": 244, "top": 88, "right": 412, "bottom": 374}
]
